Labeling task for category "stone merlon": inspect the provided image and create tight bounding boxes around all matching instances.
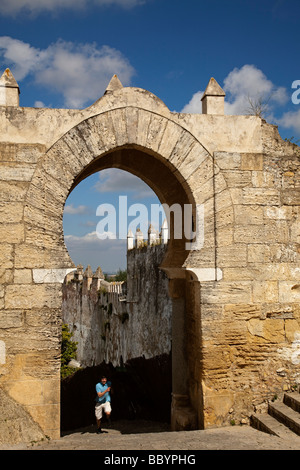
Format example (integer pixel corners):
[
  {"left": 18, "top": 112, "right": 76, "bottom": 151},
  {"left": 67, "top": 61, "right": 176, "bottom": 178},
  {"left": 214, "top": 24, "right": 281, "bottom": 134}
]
[
  {"left": 0, "top": 68, "right": 20, "bottom": 107},
  {"left": 201, "top": 77, "right": 225, "bottom": 115}
]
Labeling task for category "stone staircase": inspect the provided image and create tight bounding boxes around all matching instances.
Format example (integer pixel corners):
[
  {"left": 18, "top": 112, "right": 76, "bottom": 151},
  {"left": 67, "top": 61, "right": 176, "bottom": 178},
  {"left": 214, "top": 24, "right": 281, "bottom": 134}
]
[{"left": 251, "top": 392, "right": 300, "bottom": 439}]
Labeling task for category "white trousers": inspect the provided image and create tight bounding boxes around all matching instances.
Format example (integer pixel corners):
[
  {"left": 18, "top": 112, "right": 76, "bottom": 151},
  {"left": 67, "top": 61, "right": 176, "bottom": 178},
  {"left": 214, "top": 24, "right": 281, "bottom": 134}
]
[{"left": 95, "top": 401, "right": 111, "bottom": 420}]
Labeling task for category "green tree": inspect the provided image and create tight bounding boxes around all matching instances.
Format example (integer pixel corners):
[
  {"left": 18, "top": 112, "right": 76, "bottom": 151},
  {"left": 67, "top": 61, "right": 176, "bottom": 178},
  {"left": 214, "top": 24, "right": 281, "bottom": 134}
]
[
  {"left": 115, "top": 269, "right": 127, "bottom": 281},
  {"left": 61, "top": 323, "right": 78, "bottom": 378}
]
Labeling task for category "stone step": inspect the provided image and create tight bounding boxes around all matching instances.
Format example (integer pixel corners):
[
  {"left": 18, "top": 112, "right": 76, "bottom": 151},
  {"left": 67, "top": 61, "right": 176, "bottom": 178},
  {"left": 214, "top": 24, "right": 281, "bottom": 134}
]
[
  {"left": 268, "top": 401, "right": 300, "bottom": 436},
  {"left": 283, "top": 392, "right": 300, "bottom": 413},
  {"left": 250, "top": 413, "right": 298, "bottom": 439}
]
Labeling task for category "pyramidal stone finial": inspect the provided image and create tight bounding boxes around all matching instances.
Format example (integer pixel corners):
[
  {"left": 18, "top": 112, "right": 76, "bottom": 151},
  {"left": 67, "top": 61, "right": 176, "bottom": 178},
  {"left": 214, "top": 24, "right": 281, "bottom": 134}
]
[
  {"left": 105, "top": 74, "right": 123, "bottom": 94},
  {"left": 202, "top": 77, "right": 225, "bottom": 97},
  {"left": 201, "top": 77, "right": 225, "bottom": 115},
  {"left": 0, "top": 68, "right": 20, "bottom": 107}
]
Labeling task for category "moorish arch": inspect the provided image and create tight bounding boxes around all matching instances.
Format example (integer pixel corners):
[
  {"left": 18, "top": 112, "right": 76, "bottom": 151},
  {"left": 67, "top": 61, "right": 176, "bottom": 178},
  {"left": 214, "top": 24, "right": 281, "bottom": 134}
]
[
  {"left": 25, "top": 106, "right": 224, "bottom": 271},
  {"left": 24, "top": 105, "right": 228, "bottom": 434}
]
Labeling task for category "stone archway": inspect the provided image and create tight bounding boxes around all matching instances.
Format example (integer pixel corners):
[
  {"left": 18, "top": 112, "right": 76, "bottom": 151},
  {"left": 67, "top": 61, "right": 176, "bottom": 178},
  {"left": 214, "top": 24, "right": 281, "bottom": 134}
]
[
  {"left": 21, "top": 106, "right": 220, "bottom": 437},
  {"left": 2, "top": 75, "right": 299, "bottom": 444},
  {"left": 25, "top": 107, "right": 219, "bottom": 272}
]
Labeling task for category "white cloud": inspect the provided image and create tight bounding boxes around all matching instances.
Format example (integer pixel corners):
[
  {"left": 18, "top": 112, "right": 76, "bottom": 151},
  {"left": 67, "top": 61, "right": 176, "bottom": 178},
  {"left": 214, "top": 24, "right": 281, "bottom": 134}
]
[
  {"left": 0, "top": 36, "right": 47, "bottom": 80},
  {"left": 95, "top": 169, "right": 156, "bottom": 198},
  {"left": 181, "top": 65, "right": 289, "bottom": 118},
  {"left": 34, "top": 100, "right": 46, "bottom": 108},
  {"left": 224, "top": 65, "right": 274, "bottom": 100},
  {"left": 0, "top": 0, "right": 82, "bottom": 16},
  {"left": 64, "top": 230, "right": 127, "bottom": 271},
  {"left": 0, "top": 0, "right": 145, "bottom": 16},
  {"left": 96, "top": 0, "right": 145, "bottom": 7},
  {"left": 277, "top": 108, "right": 300, "bottom": 135},
  {"left": 0, "top": 37, "right": 135, "bottom": 108},
  {"left": 64, "top": 204, "right": 90, "bottom": 215},
  {"left": 181, "top": 91, "right": 203, "bottom": 114},
  {"left": 65, "top": 231, "right": 98, "bottom": 243},
  {"left": 223, "top": 64, "right": 288, "bottom": 116},
  {"left": 65, "top": 230, "right": 116, "bottom": 243},
  {"left": 80, "top": 220, "right": 97, "bottom": 228}
]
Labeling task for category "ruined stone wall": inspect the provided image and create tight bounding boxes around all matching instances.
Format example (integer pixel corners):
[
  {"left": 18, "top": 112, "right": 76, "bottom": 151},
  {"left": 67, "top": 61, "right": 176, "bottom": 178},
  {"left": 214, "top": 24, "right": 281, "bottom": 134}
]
[
  {"left": 125, "top": 243, "right": 172, "bottom": 360},
  {"left": 62, "top": 243, "right": 172, "bottom": 367}
]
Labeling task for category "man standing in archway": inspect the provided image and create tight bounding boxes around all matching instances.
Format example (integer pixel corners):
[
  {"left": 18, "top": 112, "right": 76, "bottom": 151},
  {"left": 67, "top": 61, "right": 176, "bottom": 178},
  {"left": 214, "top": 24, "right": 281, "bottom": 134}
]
[{"left": 95, "top": 375, "right": 112, "bottom": 434}]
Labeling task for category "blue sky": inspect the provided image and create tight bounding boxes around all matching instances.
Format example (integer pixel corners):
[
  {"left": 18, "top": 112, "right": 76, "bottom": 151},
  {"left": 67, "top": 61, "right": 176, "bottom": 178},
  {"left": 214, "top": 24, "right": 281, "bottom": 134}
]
[{"left": 0, "top": 0, "right": 299, "bottom": 272}]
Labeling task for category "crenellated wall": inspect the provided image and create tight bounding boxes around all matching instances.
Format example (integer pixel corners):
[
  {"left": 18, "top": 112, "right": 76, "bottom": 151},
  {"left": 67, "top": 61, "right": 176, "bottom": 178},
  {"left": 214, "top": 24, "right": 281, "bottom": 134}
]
[{"left": 62, "top": 241, "right": 172, "bottom": 367}]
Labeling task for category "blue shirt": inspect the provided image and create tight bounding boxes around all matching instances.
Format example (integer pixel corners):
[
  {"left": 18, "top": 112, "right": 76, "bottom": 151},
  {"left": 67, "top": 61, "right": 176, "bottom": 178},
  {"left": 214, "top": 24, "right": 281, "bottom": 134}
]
[{"left": 96, "top": 381, "right": 111, "bottom": 404}]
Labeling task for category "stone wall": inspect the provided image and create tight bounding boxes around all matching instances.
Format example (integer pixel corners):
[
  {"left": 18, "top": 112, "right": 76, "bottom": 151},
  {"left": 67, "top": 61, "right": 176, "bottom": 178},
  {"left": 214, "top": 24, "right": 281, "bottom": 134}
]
[
  {"left": 62, "top": 242, "right": 172, "bottom": 367},
  {"left": 186, "top": 123, "right": 300, "bottom": 428},
  {"left": 0, "top": 69, "right": 299, "bottom": 441}
]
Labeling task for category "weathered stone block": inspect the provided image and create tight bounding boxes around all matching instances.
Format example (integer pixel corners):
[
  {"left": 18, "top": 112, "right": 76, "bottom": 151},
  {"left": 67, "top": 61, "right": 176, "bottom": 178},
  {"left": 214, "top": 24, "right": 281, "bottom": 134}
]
[
  {"left": 0, "top": 202, "right": 23, "bottom": 223},
  {"left": 222, "top": 266, "right": 261, "bottom": 281},
  {"left": 0, "top": 387, "right": 46, "bottom": 445},
  {"left": 0, "top": 181, "right": 28, "bottom": 202},
  {"left": 201, "top": 281, "right": 252, "bottom": 304},
  {"left": 264, "top": 205, "right": 295, "bottom": 220},
  {"left": 145, "top": 114, "right": 167, "bottom": 152},
  {"left": 0, "top": 224, "right": 24, "bottom": 243},
  {"left": 234, "top": 221, "right": 289, "bottom": 244},
  {"left": 234, "top": 204, "right": 263, "bottom": 224},
  {"left": 290, "top": 218, "right": 300, "bottom": 243},
  {"left": 241, "top": 187, "right": 280, "bottom": 205},
  {"left": 222, "top": 170, "right": 252, "bottom": 187},
  {"left": 251, "top": 170, "right": 275, "bottom": 188},
  {"left": 215, "top": 226, "right": 234, "bottom": 247},
  {"left": 0, "top": 310, "right": 23, "bottom": 328},
  {"left": 14, "top": 269, "right": 32, "bottom": 284},
  {"left": 125, "top": 106, "right": 139, "bottom": 143},
  {"left": 223, "top": 303, "right": 261, "bottom": 320},
  {"left": 247, "top": 318, "right": 285, "bottom": 343},
  {"left": 24, "top": 205, "right": 62, "bottom": 232},
  {"left": 33, "top": 268, "right": 73, "bottom": 284},
  {"left": 217, "top": 244, "right": 247, "bottom": 267},
  {"left": 177, "top": 143, "right": 207, "bottom": 181},
  {"left": 252, "top": 280, "right": 278, "bottom": 303},
  {"left": 0, "top": 164, "right": 35, "bottom": 181},
  {"left": 25, "top": 184, "right": 62, "bottom": 217},
  {"left": 5, "top": 284, "right": 62, "bottom": 309},
  {"left": 26, "top": 402, "right": 60, "bottom": 440},
  {"left": 241, "top": 153, "right": 263, "bottom": 170},
  {"left": 214, "top": 152, "right": 241, "bottom": 169},
  {"left": 169, "top": 132, "right": 197, "bottom": 169},
  {"left": 0, "top": 268, "right": 13, "bottom": 284},
  {"left": 8, "top": 379, "right": 43, "bottom": 406},
  {"left": 247, "top": 244, "right": 265, "bottom": 263},
  {"left": 186, "top": 157, "right": 214, "bottom": 193},
  {"left": 14, "top": 245, "right": 45, "bottom": 268},
  {"left": 0, "top": 244, "right": 13, "bottom": 268},
  {"left": 0, "top": 143, "right": 45, "bottom": 164},
  {"left": 284, "top": 319, "right": 300, "bottom": 343},
  {"left": 279, "top": 282, "right": 300, "bottom": 303},
  {"left": 202, "top": 384, "right": 235, "bottom": 427},
  {"left": 111, "top": 107, "right": 128, "bottom": 147},
  {"left": 281, "top": 189, "right": 300, "bottom": 206}
]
